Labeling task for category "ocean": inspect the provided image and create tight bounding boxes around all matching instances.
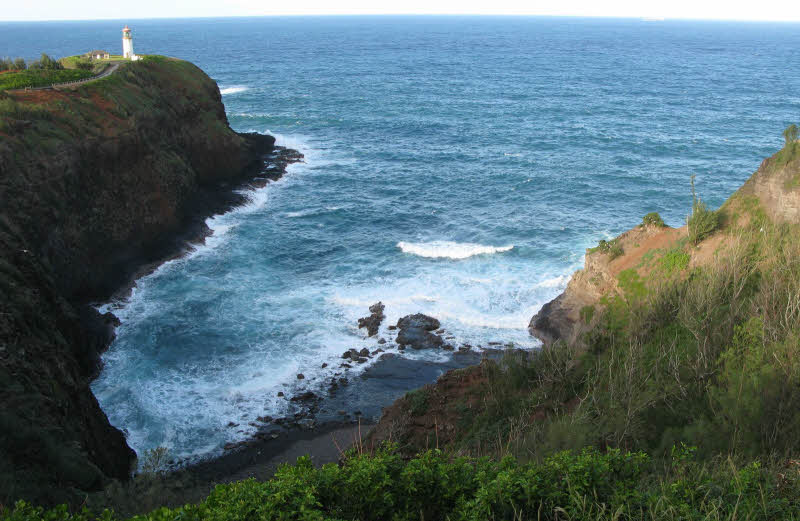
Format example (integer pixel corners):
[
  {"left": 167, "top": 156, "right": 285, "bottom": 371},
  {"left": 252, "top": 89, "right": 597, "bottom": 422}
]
[{"left": 2, "top": 16, "right": 798, "bottom": 462}]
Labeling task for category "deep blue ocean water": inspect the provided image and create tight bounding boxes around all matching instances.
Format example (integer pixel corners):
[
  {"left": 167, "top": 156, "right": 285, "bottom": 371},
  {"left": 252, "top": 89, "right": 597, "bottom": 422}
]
[{"left": 2, "top": 16, "right": 799, "bottom": 462}]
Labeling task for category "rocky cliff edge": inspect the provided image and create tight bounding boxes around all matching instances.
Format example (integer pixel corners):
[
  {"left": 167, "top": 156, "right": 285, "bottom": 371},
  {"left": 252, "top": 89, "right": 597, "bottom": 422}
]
[{"left": 0, "top": 56, "right": 299, "bottom": 505}]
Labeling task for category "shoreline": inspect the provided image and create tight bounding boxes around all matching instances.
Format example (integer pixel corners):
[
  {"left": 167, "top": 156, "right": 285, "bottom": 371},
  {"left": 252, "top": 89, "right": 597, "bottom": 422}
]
[
  {"left": 91, "top": 420, "right": 374, "bottom": 517},
  {"left": 91, "top": 347, "right": 515, "bottom": 515}
]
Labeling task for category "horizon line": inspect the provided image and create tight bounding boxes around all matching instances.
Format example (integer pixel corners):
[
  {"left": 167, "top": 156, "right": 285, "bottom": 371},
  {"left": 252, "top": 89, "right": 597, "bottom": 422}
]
[{"left": 3, "top": 13, "right": 800, "bottom": 24}]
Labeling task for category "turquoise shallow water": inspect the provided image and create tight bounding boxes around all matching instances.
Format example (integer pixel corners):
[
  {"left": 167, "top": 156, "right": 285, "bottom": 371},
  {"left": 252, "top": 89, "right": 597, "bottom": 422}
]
[{"left": 2, "top": 16, "right": 799, "bottom": 461}]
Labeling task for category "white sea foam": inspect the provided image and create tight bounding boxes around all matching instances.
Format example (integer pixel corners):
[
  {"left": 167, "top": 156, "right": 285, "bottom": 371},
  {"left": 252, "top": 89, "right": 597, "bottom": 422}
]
[
  {"left": 535, "top": 275, "right": 570, "bottom": 288},
  {"left": 219, "top": 85, "right": 248, "bottom": 95},
  {"left": 397, "top": 241, "right": 514, "bottom": 260},
  {"left": 285, "top": 206, "right": 342, "bottom": 218}
]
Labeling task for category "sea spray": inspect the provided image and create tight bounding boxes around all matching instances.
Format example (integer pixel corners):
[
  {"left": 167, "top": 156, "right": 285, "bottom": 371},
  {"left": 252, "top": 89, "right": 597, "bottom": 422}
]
[{"left": 397, "top": 241, "right": 514, "bottom": 259}]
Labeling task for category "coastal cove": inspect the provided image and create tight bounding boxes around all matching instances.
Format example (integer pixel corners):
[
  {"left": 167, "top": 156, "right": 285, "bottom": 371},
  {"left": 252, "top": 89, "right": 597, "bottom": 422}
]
[
  {"left": 2, "top": 15, "right": 800, "bottom": 510},
  {"left": 79, "top": 16, "right": 799, "bottom": 464}
]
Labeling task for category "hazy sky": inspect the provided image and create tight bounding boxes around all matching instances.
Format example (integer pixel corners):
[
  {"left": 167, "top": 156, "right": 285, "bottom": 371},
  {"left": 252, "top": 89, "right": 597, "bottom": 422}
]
[{"left": 4, "top": 0, "right": 800, "bottom": 22}]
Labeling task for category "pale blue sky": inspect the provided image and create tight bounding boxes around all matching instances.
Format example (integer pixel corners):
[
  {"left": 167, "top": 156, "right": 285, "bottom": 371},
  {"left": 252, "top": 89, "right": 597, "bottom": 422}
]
[{"left": 4, "top": 0, "right": 800, "bottom": 22}]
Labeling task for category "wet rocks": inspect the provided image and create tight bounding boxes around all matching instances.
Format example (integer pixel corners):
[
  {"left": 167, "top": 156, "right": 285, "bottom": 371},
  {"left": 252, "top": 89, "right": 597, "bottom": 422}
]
[
  {"left": 342, "top": 347, "right": 372, "bottom": 364},
  {"left": 395, "top": 313, "right": 444, "bottom": 350},
  {"left": 357, "top": 302, "right": 385, "bottom": 336},
  {"left": 290, "top": 391, "right": 318, "bottom": 403},
  {"left": 297, "top": 418, "right": 316, "bottom": 430}
]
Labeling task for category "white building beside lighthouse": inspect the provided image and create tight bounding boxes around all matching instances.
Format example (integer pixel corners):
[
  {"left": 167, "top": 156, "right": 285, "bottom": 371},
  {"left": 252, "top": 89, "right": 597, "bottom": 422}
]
[{"left": 122, "top": 25, "right": 140, "bottom": 60}]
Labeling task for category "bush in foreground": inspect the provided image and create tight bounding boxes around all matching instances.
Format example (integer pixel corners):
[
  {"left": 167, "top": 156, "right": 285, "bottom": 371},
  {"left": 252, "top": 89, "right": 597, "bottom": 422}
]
[{"left": 3, "top": 445, "right": 800, "bottom": 521}]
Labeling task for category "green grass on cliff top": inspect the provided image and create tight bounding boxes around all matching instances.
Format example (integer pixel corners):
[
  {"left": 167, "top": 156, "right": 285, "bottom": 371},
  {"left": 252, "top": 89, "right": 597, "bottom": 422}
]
[{"left": 0, "top": 69, "right": 94, "bottom": 91}]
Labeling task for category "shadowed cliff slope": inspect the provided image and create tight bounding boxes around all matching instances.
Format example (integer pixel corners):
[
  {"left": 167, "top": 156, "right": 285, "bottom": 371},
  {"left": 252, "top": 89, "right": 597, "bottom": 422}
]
[{"left": 0, "top": 57, "right": 281, "bottom": 505}]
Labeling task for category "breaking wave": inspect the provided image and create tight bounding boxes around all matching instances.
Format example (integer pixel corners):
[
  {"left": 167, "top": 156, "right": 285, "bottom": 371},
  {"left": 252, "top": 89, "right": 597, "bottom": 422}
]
[
  {"left": 397, "top": 241, "right": 514, "bottom": 260},
  {"left": 220, "top": 85, "right": 248, "bottom": 95}
]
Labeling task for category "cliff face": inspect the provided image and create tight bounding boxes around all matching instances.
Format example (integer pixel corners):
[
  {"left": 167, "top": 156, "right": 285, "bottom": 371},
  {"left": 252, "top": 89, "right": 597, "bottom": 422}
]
[
  {"left": 0, "top": 58, "right": 279, "bottom": 505},
  {"left": 741, "top": 150, "right": 800, "bottom": 224},
  {"left": 528, "top": 224, "right": 684, "bottom": 345},
  {"left": 529, "top": 146, "right": 800, "bottom": 346}
]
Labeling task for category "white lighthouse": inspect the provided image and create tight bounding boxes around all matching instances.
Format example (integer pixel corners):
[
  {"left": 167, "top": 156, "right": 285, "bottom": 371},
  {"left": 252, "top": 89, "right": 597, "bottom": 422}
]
[{"left": 122, "top": 25, "right": 137, "bottom": 60}]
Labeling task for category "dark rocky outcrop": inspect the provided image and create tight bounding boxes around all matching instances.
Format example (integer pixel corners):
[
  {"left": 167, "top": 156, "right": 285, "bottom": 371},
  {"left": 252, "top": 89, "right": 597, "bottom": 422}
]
[
  {"left": 395, "top": 314, "right": 444, "bottom": 350},
  {"left": 357, "top": 302, "right": 385, "bottom": 336},
  {"left": 0, "top": 58, "right": 300, "bottom": 505},
  {"left": 528, "top": 293, "right": 574, "bottom": 345}
]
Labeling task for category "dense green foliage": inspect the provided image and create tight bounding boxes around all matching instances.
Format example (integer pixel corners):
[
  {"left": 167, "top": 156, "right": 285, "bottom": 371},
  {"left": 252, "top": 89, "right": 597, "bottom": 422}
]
[
  {"left": 0, "top": 69, "right": 93, "bottom": 91},
  {"left": 641, "top": 212, "right": 666, "bottom": 228},
  {"left": 656, "top": 246, "right": 690, "bottom": 275},
  {"left": 0, "top": 57, "right": 27, "bottom": 71},
  {"left": 28, "top": 53, "right": 63, "bottom": 71},
  {"left": 686, "top": 176, "right": 719, "bottom": 245},
  {"left": 4, "top": 445, "right": 800, "bottom": 521},
  {"left": 587, "top": 238, "right": 624, "bottom": 259}
]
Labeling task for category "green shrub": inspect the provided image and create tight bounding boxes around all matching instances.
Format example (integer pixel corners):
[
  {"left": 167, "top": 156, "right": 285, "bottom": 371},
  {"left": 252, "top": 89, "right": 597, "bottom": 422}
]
[
  {"left": 588, "top": 238, "right": 624, "bottom": 259},
  {"left": 139, "top": 447, "right": 169, "bottom": 475},
  {"left": 5, "top": 446, "right": 799, "bottom": 521},
  {"left": 0, "top": 57, "right": 26, "bottom": 71},
  {"left": 27, "top": 53, "right": 63, "bottom": 71},
  {"left": 687, "top": 176, "right": 719, "bottom": 245},
  {"left": 406, "top": 387, "right": 431, "bottom": 416},
  {"left": 658, "top": 246, "right": 691, "bottom": 274},
  {"left": 641, "top": 211, "right": 666, "bottom": 228}
]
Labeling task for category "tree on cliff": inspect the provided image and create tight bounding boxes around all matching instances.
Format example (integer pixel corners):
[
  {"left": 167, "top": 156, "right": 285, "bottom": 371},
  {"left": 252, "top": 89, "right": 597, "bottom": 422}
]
[
  {"left": 785, "top": 123, "right": 799, "bottom": 146},
  {"left": 27, "top": 53, "right": 62, "bottom": 71},
  {"left": 0, "top": 57, "right": 26, "bottom": 71}
]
